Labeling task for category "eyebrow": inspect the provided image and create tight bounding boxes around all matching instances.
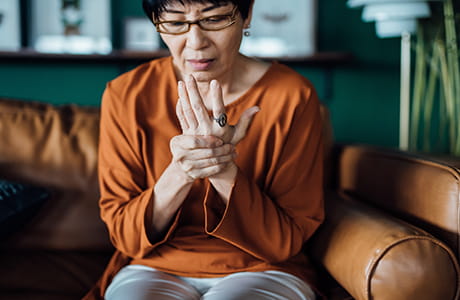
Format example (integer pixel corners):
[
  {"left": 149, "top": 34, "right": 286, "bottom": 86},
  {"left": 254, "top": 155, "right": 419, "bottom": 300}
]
[{"left": 164, "top": 4, "right": 225, "bottom": 14}]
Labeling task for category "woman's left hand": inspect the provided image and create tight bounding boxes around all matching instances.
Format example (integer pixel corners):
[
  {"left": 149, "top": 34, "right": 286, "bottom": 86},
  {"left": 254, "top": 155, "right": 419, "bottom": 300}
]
[{"left": 176, "top": 75, "right": 259, "bottom": 145}]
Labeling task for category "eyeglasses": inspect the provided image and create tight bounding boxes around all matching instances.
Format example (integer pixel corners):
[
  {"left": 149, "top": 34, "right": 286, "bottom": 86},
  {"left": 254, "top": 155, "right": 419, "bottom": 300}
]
[{"left": 154, "top": 6, "right": 238, "bottom": 35}]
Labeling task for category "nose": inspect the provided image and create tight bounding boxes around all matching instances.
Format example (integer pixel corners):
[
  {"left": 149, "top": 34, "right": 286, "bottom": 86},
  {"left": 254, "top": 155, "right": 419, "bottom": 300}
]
[{"left": 185, "top": 24, "right": 209, "bottom": 50}]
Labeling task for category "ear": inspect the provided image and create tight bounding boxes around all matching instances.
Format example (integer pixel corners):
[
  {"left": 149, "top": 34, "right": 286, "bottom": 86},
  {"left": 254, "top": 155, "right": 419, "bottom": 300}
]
[{"left": 243, "top": 2, "right": 254, "bottom": 28}]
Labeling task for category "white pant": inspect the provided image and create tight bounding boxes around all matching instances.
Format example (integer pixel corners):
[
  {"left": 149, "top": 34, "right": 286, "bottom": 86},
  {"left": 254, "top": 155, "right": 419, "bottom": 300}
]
[{"left": 105, "top": 265, "right": 316, "bottom": 300}]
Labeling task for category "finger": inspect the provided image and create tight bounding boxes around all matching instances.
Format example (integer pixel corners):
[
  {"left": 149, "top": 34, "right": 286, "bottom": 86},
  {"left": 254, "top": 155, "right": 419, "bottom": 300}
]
[
  {"left": 176, "top": 99, "right": 189, "bottom": 132},
  {"left": 170, "top": 135, "right": 223, "bottom": 152},
  {"left": 210, "top": 80, "right": 226, "bottom": 120},
  {"left": 182, "top": 143, "right": 234, "bottom": 161},
  {"left": 171, "top": 136, "right": 217, "bottom": 164},
  {"left": 185, "top": 75, "right": 210, "bottom": 125},
  {"left": 185, "top": 163, "right": 231, "bottom": 179},
  {"left": 178, "top": 80, "right": 198, "bottom": 129},
  {"left": 180, "top": 152, "right": 235, "bottom": 171},
  {"left": 231, "top": 106, "right": 260, "bottom": 145}
]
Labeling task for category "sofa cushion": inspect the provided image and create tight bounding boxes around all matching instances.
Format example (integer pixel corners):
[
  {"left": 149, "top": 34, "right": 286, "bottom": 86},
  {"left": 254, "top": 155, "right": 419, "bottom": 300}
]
[
  {"left": 0, "top": 98, "right": 111, "bottom": 251},
  {"left": 311, "top": 191, "right": 459, "bottom": 300},
  {"left": 0, "top": 179, "right": 49, "bottom": 238}
]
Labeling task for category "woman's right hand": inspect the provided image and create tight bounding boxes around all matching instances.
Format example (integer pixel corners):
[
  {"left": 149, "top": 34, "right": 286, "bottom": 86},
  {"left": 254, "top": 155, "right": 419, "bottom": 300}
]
[{"left": 169, "top": 134, "right": 236, "bottom": 180}]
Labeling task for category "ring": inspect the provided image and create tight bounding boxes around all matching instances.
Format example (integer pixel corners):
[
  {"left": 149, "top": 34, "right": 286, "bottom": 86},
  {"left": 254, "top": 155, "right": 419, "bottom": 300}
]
[{"left": 214, "top": 113, "right": 227, "bottom": 127}]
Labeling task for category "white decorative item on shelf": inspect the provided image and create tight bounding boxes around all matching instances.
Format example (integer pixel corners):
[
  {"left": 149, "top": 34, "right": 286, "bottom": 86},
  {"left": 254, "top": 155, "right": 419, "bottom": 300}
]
[
  {"left": 0, "top": 0, "right": 21, "bottom": 51},
  {"left": 347, "top": 0, "right": 435, "bottom": 150},
  {"left": 30, "top": 0, "right": 112, "bottom": 55},
  {"left": 124, "top": 18, "right": 160, "bottom": 51},
  {"left": 362, "top": 2, "right": 430, "bottom": 21},
  {"left": 348, "top": 0, "right": 439, "bottom": 7},
  {"left": 240, "top": 0, "right": 316, "bottom": 58},
  {"left": 361, "top": 2, "right": 430, "bottom": 37}
]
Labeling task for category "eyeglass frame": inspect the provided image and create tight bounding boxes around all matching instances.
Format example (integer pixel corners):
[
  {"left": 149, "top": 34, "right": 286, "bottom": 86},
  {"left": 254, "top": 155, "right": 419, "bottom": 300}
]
[{"left": 153, "top": 6, "right": 239, "bottom": 35}]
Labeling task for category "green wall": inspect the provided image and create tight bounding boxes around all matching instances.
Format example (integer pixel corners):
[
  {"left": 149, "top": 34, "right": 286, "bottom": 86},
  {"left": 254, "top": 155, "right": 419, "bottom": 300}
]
[{"left": 0, "top": 0, "right": 402, "bottom": 148}]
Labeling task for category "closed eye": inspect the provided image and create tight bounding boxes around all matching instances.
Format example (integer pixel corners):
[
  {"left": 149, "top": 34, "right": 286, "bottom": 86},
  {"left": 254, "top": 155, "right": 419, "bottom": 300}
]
[
  {"left": 205, "top": 16, "right": 227, "bottom": 22},
  {"left": 169, "top": 21, "right": 187, "bottom": 27}
]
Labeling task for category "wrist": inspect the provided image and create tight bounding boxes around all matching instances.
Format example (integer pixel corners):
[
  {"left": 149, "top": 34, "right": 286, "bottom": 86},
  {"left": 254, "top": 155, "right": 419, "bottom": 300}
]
[
  {"left": 208, "top": 162, "right": 238, "bottom": 204},
  {"left": 168, "top": 161, "right": 195, "bottom": 185},
  {"left": 210, "top": 162, "right": 237, "bottom": 181}
]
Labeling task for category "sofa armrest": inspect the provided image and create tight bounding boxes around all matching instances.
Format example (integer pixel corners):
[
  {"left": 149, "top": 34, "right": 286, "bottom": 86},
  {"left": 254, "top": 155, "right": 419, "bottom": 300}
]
[
  {"left": 334, "top": 144, "right": 460, "bottom": 258},
  {"left": 310, "top": 191, "right": 460, "bottom": 300}
]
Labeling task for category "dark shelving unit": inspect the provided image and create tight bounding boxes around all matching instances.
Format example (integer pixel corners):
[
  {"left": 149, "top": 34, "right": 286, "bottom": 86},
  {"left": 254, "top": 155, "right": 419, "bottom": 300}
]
[{"left": 0, "top": 49, "right": 353, "bottom": 67}]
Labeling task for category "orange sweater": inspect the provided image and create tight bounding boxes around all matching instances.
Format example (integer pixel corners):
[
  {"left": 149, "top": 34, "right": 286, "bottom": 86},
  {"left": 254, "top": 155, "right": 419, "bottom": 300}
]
[{"left": 85, "top": 56, "right": 324, "bottom": 299}]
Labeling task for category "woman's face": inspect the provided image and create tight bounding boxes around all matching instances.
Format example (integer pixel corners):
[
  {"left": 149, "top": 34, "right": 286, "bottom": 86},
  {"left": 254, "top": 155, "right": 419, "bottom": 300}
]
[{"left": 158, "top": 1, "right": 250, "bottom": 83}]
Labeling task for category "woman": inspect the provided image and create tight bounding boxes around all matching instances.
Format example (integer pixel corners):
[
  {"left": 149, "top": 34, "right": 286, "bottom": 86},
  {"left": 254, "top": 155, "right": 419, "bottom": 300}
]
[{"left": 84, "top": 0, "right": 324, "bottom": 299}]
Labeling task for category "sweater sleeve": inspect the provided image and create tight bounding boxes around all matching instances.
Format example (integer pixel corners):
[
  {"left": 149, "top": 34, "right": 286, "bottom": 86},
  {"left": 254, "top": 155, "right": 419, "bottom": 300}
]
[
  {"left": 98, "top": 83, "right": 180, "bottom": 259},
  {"left": 203, "top": 89, "right": 325, "bottom": 263}
]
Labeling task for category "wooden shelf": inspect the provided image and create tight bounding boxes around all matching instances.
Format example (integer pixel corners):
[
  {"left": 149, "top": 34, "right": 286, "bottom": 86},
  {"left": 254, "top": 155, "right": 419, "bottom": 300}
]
[
  {"left": 0, "top": 49, "right": 169, "bottom": 63},
  {"left": 0, "top": 49, "right": 353, "bottom": 66}
]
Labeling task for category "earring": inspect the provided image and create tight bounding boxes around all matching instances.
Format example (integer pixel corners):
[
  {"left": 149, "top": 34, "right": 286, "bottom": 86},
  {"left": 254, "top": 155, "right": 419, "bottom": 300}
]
[{"left": 244, "top": 24, "right": 251, "bottom": 37}]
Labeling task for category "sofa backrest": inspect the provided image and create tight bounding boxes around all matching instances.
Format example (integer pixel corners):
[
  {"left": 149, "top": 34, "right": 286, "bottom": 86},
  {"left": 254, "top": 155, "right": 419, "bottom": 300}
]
[
  {"left": 337, "top": 145, "right": 460, "bottom": 260},
  {"left": 0, "top": 98, "right": 112, "bottom": 251}
]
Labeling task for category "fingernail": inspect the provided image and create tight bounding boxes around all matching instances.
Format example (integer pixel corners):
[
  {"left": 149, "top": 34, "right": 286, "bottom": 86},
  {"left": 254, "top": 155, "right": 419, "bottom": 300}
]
[
  {"left": 215, "top": 139, "right": 223, "bottom": 146},
  {"left": 211, "top": 80, "right": 218, "bottom": 88}
]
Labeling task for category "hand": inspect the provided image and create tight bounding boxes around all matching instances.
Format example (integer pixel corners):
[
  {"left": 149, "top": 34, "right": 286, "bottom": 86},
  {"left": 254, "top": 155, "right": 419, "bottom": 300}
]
[
  {"left": 176, "top": 75, "right": 259, "bottom": 145},
  {"left": 170, "top": 134, "right": 236, "bottom": 180}
]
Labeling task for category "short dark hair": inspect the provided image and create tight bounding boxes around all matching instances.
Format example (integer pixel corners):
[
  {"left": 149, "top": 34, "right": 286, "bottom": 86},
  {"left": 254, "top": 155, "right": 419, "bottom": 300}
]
[{"left": 142, "top": 0, "right": 253, "bottom": 22}]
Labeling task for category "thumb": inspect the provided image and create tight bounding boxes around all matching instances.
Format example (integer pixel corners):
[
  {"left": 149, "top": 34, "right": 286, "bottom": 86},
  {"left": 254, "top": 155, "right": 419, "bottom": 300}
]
[{"left": 231, "top": 106, "right": 260, "bottom": 145}]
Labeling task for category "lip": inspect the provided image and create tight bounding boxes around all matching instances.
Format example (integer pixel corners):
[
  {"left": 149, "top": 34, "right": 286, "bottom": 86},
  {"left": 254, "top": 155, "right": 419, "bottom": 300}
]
[{"left": 187, "top": 59, "right": 215, "bottom": 71}]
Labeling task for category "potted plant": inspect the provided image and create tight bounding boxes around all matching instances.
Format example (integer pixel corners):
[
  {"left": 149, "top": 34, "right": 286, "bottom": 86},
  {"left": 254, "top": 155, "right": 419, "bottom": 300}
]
[{"left": 410, "top": 0, "right": 459, "bottom": 156}]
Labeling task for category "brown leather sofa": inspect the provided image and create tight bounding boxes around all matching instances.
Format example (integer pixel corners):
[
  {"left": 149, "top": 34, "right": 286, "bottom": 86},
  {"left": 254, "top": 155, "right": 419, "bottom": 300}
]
[{"left": 0, "top": 97, "right": 458, "bottom": 300}]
